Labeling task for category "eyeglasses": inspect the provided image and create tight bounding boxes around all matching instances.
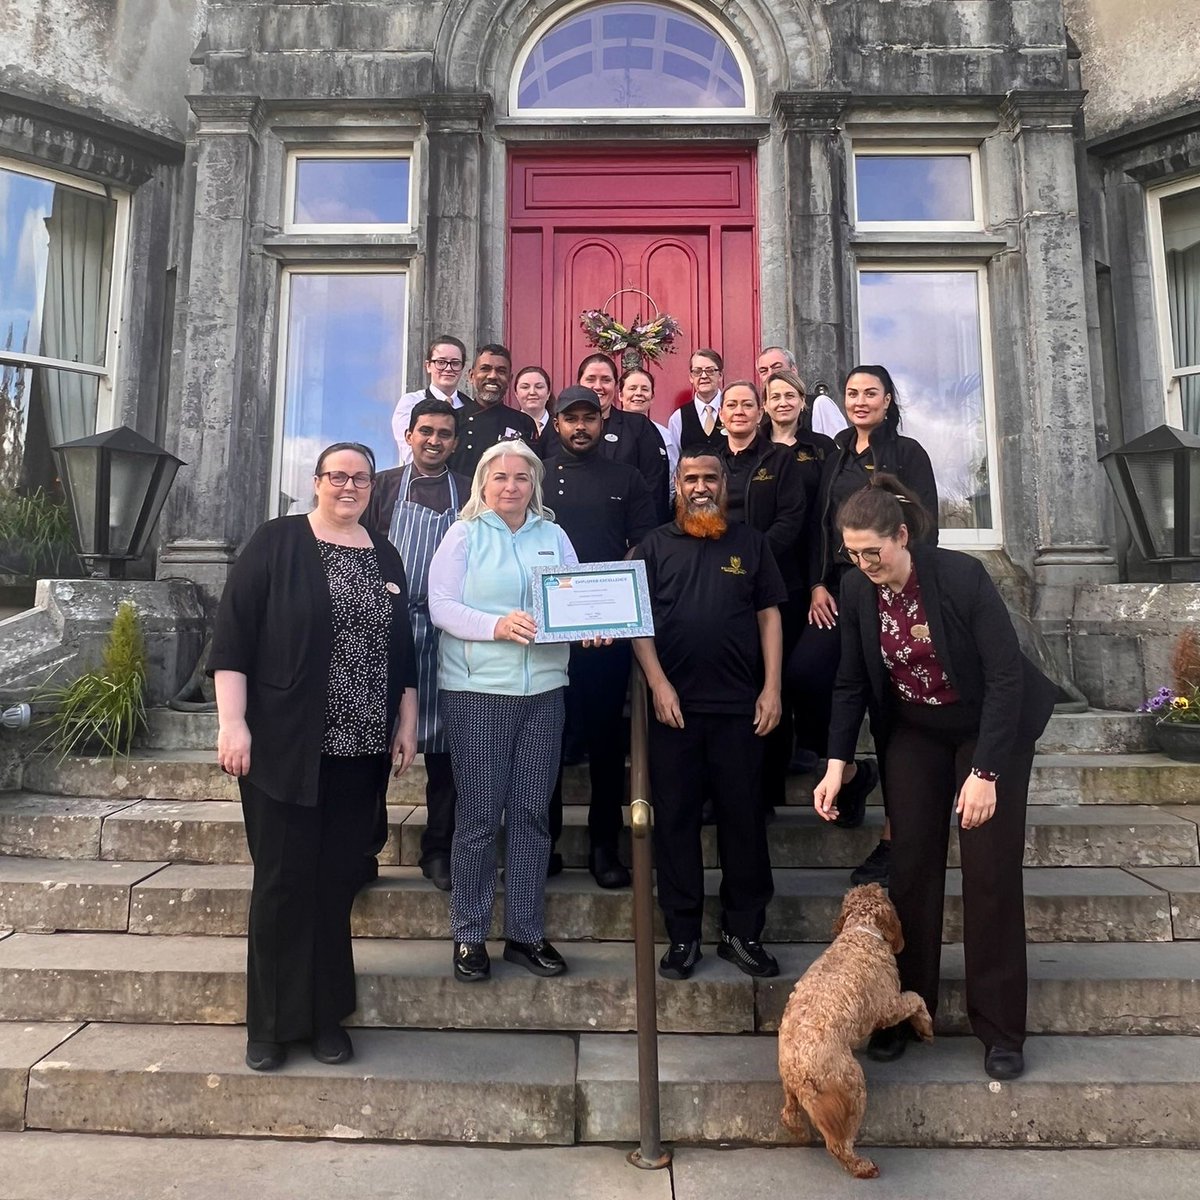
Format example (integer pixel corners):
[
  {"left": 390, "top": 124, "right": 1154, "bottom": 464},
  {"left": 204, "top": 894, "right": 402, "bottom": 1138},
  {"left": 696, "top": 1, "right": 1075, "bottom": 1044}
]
[
  {"left": 428, "top": 357, "right": 464, "bottom": 371},
  {"left": 690, "top": 367, "right": 720, "bottom": 378},
  {"left": 839, "top": 545, "right": 883, "bottom": 566},
  {"left": 317, "top": 471, "right": 374, "bottom": 489}
]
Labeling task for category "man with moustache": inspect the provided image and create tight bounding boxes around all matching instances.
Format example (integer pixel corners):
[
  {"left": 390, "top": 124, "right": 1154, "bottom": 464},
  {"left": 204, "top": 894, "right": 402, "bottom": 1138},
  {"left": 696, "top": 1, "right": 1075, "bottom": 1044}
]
[
  {"left": 543, "top": 387, "right": 659, "bottom": 887},
  {"left": 391, "top": 335, "right": 470, "bottom": 464},
  {"left": 668, "top": 349, "right": 726, "bottom": 453},
  {"left": 450, "top": 344, "right": 540, "bottom": 478},
  {"left": 632, "top": 450, "right": 786, "bottom": 980},
  {"left": 365, "top": 399, "right": 471, "bottom": 891}
]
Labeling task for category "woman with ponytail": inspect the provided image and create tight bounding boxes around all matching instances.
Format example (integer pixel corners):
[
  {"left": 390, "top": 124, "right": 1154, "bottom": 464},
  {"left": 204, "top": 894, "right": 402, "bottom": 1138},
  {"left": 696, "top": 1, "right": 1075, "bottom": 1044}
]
[{"left": 813, "top": 475, "right": 1057, "bottom": 1082}]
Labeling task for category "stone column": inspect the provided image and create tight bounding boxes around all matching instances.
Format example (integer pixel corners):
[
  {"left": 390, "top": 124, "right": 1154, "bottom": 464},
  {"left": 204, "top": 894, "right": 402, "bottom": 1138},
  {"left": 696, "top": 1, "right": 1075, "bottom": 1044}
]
[
  {"left": 419, "top": 94, "right": 491, "bottom": 353},
  {"left": 999, "top": 92, "right": 1117, "bottom": 637},
  {"left": 158, "top": 95, "right": 265, "bottom": 602},
  {"left": 772, "top": 92, "right": 852, "bottom": 383}
]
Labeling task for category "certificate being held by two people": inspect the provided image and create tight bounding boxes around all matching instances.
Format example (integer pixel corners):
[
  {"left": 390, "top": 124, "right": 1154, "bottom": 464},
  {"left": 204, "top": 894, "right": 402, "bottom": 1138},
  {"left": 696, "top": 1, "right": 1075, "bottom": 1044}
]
[{"left": 530, "top": 560, "right": 655, "bottom": 643}]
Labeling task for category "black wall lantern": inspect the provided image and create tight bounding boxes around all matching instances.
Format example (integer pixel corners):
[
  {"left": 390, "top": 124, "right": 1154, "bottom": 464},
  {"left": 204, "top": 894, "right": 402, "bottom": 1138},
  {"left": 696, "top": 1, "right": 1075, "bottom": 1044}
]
[
  {"left": 52, "top": 426, "right": 184, "bottom": 578},
  {"left": 1100, "top": 424, "right": 1200, "bottom": 565}
]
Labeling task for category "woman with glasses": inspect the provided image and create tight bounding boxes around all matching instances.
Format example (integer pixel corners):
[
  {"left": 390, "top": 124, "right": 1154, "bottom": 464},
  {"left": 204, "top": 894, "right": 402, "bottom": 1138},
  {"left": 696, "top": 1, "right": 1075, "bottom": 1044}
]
[
  {"left": 813, "top": 475, "right": 1056, "bottom": 1081},
  {"left": 210, "top": 441, "right": 419, "bottom": 1072}
]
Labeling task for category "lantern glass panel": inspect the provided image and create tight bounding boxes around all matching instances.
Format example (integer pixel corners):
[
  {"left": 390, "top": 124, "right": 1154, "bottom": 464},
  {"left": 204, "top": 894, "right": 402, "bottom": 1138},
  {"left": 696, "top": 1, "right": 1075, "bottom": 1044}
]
[
  {"left": 58, "top": 446, "right": 100, "bottom": 555},
  {"left": 1124, "top": 450, "right": 1179, "bottom": 557},
  {"left": 136, "top": 460, "right": 181, "bottom": 556},
  {"left": 107, "top": 452, "right": 158, "bottom": 556}
]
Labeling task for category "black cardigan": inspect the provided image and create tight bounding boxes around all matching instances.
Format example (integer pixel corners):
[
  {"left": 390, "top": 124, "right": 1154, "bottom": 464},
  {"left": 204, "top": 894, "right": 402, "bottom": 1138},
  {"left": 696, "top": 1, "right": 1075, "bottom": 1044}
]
[
  {"left": 827, "top": 544, "right": 1058, "bottom": 776},
  {"left": 208, "top": 515, "right": 418, "bottom": 807}
]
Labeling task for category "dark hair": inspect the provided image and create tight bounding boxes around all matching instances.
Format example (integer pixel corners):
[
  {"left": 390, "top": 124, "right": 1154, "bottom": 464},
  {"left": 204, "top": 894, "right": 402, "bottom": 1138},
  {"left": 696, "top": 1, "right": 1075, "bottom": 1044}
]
[
  {"left": 315, "top": 441, "right": 376, "bottom": 476},
  {"left": 473, "top": 343, "right": 512, "bottom": 366},
  {"left": 844, "top": 364, "right": 901, "bottom": 434},
  {"left": 835, "top": 473, "right": 931, "bottom": 543},
  {"left": 618, "top": 367, "right": 655, "bottom": 395},
  {"left": 677, "top": 445, "right": 728, "bottom": 476},
  {"left": 426, "top": 334, "right": 466, "bottom": 362},
  {"left": 408, "top": 397, "right": 459, "bottom": 432},
  {"left": 514, "top": 365, "right": 555, "bottom": 413},
  {"left": 577, "top": 352, "right": 618, "bottom": 381},
  {"left": 721, "top": 379, "right": 761, "bottom": 406},
  {"left": 690, "top": 347, "right": 724, "bottom": 371}
]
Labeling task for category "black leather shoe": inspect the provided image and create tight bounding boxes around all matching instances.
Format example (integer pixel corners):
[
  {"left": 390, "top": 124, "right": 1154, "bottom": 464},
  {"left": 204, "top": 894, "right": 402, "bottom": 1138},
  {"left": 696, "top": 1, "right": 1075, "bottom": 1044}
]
[
  {"left": 546, "top": 852, "right": 564, "bottom": 878},
  {"left": 984, "top": 1046, "right": 1025, "bottom": 1080},
  {"left": 503, "top": 938, "right": 567, "bottom": 977},
  {"left": 245, "top": 1039, "right": 286, "bottom": 1071},
  {"left": 422, "top": 856, "right": 452, "bottom": 892},
  {"left": 867, "top": 1022, "right": 914, "bottom": 1062},
  {"left": 453, "top": 941, "right": 490, "bottom": 982},
  {"left": 834, "top": 758, "right": 878, "bottom": 829},
  {"left": 717, "top": 932, "right": 780, "bottom": 978},
  {"left": 589, "top": 846, "right": 631, "bottom": 889},
  {"left": 658, "top": 940, "right": 702, "bottom": 980},
  {"left": 851, "top": 838, "right": 892, "bottom": 886},
  {"left": 312, "top": 1026, "right": 353, "bottom": 1065}
]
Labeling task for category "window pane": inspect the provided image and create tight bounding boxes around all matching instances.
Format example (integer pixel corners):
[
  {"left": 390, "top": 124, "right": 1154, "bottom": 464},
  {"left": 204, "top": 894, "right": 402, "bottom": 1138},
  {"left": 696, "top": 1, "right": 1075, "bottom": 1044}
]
[
  {"left": 858, "top": 270, "right": 993, "bottom": 531},
  {"left": 855, "top": 155, "right": 974, "bottom": 223},
  {"left": 277, "top": 273, "right": 407, "bottom": 517},
  {"left": 292, "top": 158, "right": 411, "bottom": 226},
  {"left": 518, "top": 2, "right": 746, "bottom": 110},
  {"left": 1161, "top": 187, "right": 1200, "bottom": 432}
]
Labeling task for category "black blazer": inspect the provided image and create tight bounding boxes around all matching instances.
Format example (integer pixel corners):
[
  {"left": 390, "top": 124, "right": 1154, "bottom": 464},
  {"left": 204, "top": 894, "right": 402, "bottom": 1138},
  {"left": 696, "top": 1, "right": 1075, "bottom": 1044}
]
[
  {"left": 600, "top": 407, "right": 671, "bottom": 523},
  {"left": 208, "top": 515, "right": 418, "bottom": 807},
  {"left": 827, "top": 544, "right": 1057, "bottom": 776}
]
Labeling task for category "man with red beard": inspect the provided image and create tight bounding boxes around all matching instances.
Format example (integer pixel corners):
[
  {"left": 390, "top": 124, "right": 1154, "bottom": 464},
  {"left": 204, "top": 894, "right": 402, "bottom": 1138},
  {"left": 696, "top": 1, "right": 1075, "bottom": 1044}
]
[{"left": 631, "top": 450, "right": 786, "bottom": 980}]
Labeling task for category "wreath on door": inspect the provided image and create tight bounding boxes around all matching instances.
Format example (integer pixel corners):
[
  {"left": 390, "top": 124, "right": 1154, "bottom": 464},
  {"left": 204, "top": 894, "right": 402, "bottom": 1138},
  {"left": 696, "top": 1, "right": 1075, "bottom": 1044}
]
[{"left": 579, "top": 289, "right": 683, "bottom": 373}]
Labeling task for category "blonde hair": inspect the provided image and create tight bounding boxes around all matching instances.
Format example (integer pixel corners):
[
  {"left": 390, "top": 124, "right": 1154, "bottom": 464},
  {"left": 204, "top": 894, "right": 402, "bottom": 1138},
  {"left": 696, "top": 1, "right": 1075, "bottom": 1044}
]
[{"left": 459, "top": 440, "right": 555, "bottom": 523}]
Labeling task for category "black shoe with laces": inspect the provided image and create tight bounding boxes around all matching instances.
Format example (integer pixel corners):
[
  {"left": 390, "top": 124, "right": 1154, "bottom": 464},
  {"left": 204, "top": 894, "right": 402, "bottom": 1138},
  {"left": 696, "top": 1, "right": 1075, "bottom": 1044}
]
[
  {"left": 834, "top": 758, "right": 878, "bottom": 828},
  {"left": 658, "top": 940, "right": 702, "bottom": 980},
  {"left": 453, "top": 941, "right": 490, "bottom": 982},
  {"left": 850, "top": 838, "right": 892, "bottom": 886},
  {"left": 717, "top": 932, "right": 780, "bottom": 978}
]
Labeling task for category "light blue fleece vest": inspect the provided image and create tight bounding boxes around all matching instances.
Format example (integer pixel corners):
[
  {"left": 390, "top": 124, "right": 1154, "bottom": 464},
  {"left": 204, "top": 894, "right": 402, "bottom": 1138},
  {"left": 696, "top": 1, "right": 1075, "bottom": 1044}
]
[{"left": 437, "top": 509, "right": 570, "bottom": 696}]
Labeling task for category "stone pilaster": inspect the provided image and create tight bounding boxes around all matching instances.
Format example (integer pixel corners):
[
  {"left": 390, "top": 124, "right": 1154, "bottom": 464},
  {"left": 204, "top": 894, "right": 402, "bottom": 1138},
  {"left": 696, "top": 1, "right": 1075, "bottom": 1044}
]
[
  {"left": 158, "top": 96, "right": 266, "bottom": 601},
  {"left": 773, "top": 92, "right": 852, "bottom": 382}
]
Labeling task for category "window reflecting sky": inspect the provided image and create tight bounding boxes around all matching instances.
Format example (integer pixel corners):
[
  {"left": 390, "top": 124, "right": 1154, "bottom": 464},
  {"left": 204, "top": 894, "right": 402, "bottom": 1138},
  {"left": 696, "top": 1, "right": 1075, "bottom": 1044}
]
[
  {"left": 293, "top": 158, "right": 411, "bottom": 226},
  {"left": 856, "top": 156, "right": 974, "bottom": 223},
  {"left": 0, "top": 167, "right": 53, "bottom": 357}
]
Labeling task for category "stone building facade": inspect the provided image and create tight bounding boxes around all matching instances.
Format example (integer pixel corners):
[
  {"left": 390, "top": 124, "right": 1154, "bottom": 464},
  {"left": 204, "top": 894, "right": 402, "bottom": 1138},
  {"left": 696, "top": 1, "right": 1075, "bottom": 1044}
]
[{"left": 1, "top": 0, "right": 1198, "bottom": 702}]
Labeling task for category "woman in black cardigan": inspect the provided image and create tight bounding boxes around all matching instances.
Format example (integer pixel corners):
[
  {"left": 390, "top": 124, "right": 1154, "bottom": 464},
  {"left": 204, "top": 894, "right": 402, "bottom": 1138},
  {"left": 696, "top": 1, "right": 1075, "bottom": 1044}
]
[
  {"left": 813, "top": 476, "right": 1057, "bottom": 1081},
  {"left": 210, "top": 441, "right": 418, "bottom": 1072}
]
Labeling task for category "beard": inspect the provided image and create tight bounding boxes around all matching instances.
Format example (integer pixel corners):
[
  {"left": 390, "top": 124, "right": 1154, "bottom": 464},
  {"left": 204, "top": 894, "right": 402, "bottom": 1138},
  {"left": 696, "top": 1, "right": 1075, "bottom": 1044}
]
[{"left": 675, "top": 494, "right": 728, "bottom": 539}]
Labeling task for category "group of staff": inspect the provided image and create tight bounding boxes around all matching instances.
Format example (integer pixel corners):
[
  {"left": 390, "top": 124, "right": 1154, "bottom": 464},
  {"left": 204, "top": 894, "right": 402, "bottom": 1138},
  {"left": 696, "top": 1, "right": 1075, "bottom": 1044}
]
[{"left": 211, "top": 334, "right": 1056, "bottom": 1086}]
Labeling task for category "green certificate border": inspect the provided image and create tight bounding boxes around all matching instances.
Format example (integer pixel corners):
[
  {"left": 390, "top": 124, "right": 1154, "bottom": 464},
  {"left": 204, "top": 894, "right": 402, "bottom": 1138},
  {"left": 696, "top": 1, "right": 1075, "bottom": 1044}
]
[{"left": 531, "top": 560, "right": 655, "bottom": 643}]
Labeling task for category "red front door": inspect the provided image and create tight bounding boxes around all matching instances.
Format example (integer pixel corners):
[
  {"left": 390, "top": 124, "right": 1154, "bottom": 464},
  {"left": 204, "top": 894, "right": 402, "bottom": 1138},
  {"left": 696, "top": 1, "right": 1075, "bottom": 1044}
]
[{"left": 506, "top": 149, "right": 759, "bottom": 424}]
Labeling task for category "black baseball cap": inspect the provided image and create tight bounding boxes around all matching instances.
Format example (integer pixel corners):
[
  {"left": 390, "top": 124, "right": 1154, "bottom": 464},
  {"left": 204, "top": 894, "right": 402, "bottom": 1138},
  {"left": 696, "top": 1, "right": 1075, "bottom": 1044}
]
[{"left": 556, "top": 385, "right": 602, "bottom": 412}]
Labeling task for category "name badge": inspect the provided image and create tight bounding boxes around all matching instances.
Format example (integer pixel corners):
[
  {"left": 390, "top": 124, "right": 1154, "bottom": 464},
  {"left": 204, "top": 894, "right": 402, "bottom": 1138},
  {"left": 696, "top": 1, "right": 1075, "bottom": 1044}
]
[
  {"left": 605, "top": 433, "right": 619, "bottom": 442},
  {"left": 911, "top": 623, "right": 931, "bottom": 640},
  {"left": 385, "top": 581, "right": 401, "bottom": 594}
]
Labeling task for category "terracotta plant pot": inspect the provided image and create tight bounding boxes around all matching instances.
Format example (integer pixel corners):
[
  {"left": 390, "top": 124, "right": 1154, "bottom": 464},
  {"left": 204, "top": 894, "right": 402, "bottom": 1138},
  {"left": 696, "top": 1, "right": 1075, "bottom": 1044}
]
[{"left": 1153, "top": 721, "right": 1200, "bottom": 763}]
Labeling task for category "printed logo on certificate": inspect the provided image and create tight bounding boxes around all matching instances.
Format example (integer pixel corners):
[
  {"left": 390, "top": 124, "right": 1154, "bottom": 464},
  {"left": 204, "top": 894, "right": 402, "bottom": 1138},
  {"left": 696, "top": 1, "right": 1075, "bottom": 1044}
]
[{"left": 530, "top": 561, "right": 655, "bottom": 643}]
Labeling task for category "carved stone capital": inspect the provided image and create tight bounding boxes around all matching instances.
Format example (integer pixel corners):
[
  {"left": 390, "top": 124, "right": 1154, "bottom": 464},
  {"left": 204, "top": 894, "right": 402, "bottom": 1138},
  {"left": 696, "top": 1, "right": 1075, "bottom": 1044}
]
[
  {"left": 1000, "top": 90, "right": 1085, "bottom": 133},
  {"left": 187, "top": 95, "right": 267, "bottom": 137},
  {"left": 773, "top": 91, "right": 852, "bottom": 132},
  {"left": 420, "top": 93, "right": 492, "bottom": 134}
]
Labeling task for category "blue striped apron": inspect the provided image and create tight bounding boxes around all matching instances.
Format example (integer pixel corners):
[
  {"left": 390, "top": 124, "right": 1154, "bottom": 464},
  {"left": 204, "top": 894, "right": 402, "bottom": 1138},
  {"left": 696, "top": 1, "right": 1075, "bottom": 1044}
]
[{"left": 388, "top": 466, "right": 460, "bottom": 753}]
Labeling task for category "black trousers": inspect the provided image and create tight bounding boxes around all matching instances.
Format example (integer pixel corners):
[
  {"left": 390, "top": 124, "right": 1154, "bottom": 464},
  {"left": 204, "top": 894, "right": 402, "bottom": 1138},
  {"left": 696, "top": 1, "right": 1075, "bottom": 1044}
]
[
  {"left": 419, "top": 750, "right": 457, "bottom": 866},
  {"left": 648, "top": 710, "right": 774, "bottom": 943},
  {"left": 549, "top": 641, "right": 631, "bottom": 853},
  {"left": 761, "top": 598, "right": 804, "bottom": 809},
  {"left": 884, "top": 702, "right": 1031, "bottom": 1051},
  {"left": 240, "top": 753, "right": 389, "bottom": 1043},
  {"left": 786, "top": 618, "right": 841, "bottom": 759}
]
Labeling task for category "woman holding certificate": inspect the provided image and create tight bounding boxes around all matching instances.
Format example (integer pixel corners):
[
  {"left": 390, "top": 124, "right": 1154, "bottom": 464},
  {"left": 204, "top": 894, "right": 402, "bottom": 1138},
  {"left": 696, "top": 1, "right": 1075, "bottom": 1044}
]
[{"left": 428, "top": 440, "right": 579, "bottom": 983}]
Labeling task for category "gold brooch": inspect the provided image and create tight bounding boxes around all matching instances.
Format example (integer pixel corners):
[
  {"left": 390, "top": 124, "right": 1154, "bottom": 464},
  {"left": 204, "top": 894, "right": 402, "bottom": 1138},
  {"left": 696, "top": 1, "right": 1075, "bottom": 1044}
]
[{"left": 911, "top": 623, "right": 930, "bottom": 640}]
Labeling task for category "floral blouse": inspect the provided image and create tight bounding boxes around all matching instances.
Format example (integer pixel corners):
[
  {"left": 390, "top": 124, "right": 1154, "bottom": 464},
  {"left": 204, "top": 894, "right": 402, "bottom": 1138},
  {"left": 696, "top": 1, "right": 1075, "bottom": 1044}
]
[{"left": 877, "top": 565, "right": 960, "bottom": 706}]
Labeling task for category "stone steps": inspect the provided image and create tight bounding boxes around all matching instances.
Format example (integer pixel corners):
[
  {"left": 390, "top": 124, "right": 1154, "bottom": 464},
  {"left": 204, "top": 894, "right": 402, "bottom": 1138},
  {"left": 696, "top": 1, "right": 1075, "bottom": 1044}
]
[
  {"left": 7, "top": 1021, "right": 1198, "bottom": 1149},
  {"left": 4, "top": 794, "right": 1197, "bottom": 870},
  {"left": 0, "top": 933, "right": 1195, "bottom": 1035},
  {"left": 0, "top": 859, "right": 1184, "bottom": 944}
]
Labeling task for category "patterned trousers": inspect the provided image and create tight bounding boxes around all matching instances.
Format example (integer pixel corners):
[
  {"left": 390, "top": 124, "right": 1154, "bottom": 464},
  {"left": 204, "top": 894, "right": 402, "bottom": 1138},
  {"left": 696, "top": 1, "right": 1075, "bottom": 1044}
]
[{"left": 441, "top": 688, "right": 565, "bottom": 943}]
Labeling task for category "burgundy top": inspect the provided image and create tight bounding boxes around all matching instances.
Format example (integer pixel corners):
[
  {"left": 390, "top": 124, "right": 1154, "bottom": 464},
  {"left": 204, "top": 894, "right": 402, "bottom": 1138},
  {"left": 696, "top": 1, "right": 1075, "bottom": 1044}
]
[{"left": 877, "top": 564, "right": 960, "bottom": 706}]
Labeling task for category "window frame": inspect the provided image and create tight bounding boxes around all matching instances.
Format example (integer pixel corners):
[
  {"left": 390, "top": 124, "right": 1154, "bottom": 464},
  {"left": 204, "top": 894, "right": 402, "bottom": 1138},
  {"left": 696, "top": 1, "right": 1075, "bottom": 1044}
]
[
  {"left": 854, "top": 260, "right": 1004, "bottom": 549},
  {"left": 0, "top": 156, "right": 131, "bottom": 433},
  {"left": 283, "top": 148, "right": 416, "bottom": 236},
  {"left": 851, "top": 145, "right": 984, "bottom": 234},
  {"left": 1146, "top": 173, "right": 1200, "bottom": 428},
  {"left": 509, "top": 0, "right": 755, "bottom": 119},
  {"left": 268, "top": 263, "right": 411, "bottom": 520}
]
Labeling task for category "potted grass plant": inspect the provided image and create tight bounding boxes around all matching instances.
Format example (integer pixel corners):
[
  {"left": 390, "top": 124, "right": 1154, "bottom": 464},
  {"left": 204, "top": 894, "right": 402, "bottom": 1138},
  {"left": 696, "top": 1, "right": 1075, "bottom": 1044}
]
[{"left": 1139, "top": 628, "right": 1200, "bottom": 762}]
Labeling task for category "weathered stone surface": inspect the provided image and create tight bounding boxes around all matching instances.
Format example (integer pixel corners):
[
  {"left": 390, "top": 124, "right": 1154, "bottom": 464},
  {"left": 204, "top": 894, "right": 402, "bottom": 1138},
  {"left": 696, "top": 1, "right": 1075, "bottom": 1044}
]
[
  {"left": 0, "top": 797, "right": 136, "bottom": 860},
  {"left": 1035, "top": 710, "right": 1155, "bottom": 754},
  {"left": 577, "top": 1034, "right": 1200, "bottom": 1147},
  {"left": 0, "top": 860, "right": 166, "bottom": 933},
  {"left": 990, "top": 805, "right": 1200, "bottom": 868},
  {"left": 1029, "top": 755, "right": 1200, "bottom": 805},
  {"left": 1127, "top": 868, "right": 1200, "bottom": 939},
  {"left": 138, "top": 710, "right": 218, "bottom": 752},
  {"left": 26, "top": 1024, "right": 576, "bottom": 1145},
  {"left": 0, "top": 1023, "right": 82, "bottom": 1132}
]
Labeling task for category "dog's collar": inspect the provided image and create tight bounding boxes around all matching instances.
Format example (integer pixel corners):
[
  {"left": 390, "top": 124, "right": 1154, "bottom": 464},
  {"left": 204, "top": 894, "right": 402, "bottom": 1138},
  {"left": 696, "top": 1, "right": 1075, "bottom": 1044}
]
[{"left": 848, "top": 924, "right": 887, "bottom": 942}]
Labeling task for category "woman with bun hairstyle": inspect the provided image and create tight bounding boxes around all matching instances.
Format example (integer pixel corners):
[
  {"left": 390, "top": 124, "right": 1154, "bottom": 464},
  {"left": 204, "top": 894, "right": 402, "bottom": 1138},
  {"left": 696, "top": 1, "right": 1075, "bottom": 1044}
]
[
  {"left": 514, "top": 365, "right": 556, "bottom": 456},
  {"left": 813, "top": 475, "right": 1056, "bottom": 1081}
]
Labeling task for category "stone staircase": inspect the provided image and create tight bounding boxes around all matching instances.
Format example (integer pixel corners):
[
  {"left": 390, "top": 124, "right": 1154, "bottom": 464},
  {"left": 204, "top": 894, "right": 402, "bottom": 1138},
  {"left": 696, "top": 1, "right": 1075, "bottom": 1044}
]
[{"left": 0, "top": 709, "right": 1198, "bottom": 1150}]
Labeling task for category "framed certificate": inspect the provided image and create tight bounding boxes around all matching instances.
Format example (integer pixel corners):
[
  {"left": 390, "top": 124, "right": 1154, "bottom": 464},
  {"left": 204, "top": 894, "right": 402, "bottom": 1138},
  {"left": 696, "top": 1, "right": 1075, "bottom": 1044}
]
[{"left": 531, "top": 560, "right": 655, "bottom": 643}]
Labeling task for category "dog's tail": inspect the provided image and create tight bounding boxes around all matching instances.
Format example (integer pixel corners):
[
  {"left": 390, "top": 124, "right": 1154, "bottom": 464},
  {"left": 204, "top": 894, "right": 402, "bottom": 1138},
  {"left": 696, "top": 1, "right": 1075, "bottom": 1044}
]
[{"left": 805, "top": 1082, "right": 859, "bottom": 1143}]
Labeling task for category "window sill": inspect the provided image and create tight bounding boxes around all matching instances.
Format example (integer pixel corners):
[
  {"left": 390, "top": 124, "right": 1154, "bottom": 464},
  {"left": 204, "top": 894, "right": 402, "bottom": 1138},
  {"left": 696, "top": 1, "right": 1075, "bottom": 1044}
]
[
  {"left": 850, "top": 232, "right": 1011, "bottom": 260},
  {"left": 260, "top": 234, "right": 420, "bottom": 263}
]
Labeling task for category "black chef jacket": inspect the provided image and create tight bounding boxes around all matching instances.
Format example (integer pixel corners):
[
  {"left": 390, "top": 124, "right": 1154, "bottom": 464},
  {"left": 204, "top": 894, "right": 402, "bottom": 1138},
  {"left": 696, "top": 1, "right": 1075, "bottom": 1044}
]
[
  {"left": 633, "top": 521, "right": 787, "bottom": 716},
  {"left": 447, "top": 398, "right": 540, "bottom": 479},
  {"left": 598, "top": 407, "right": 671, "bottom": 523},
  {"left": 545, "top": 447, "right": 659, "bottom": 563}
]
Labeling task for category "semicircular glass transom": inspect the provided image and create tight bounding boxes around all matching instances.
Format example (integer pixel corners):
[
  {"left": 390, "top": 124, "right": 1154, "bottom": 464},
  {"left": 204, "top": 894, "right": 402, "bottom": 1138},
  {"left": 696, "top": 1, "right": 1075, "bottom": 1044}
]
[{"left": 517, "top": 2, "right": 747, "bottom": 112}]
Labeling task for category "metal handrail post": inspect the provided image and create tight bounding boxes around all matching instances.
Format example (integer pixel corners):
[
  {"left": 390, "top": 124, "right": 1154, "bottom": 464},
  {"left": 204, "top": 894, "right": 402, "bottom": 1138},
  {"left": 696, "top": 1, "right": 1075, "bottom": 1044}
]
[{"left": 626, "top": 666, "right": 671, "bottom": 1170}]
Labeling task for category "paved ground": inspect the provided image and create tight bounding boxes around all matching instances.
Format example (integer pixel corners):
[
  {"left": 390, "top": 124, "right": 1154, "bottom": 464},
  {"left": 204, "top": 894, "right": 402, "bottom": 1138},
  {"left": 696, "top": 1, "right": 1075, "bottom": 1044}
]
[{"left": 3, "top": 1134, "right": 1199, "bottom": 1200}]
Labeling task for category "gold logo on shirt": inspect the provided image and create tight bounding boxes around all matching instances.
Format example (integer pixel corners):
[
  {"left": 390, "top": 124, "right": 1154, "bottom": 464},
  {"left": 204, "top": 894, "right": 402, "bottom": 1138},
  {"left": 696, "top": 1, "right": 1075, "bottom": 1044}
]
[
  {"left": 795, "top": 451, "right": 814, "bottom": 463},
  {"left": 721, "top": 556, "right": 747, "bottom": 575},
  {"left": 752, "top": 468, "right": 774, "bottom": 482}
]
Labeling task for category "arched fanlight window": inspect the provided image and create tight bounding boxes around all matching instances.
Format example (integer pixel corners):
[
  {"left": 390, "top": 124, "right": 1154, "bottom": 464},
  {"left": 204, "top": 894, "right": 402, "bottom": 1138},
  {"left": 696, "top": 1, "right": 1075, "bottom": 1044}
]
[{"left": 514, "top": 1, "right": 751, "bottom": 114}]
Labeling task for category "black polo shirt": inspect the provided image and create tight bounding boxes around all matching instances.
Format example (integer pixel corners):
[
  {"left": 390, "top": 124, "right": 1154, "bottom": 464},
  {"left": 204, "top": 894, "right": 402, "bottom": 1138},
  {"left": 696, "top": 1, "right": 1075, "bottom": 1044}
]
[
  {"left": 447, "top": 399, "right": 540, "bottom": 478},
  {"left": 633, "top": 521, "right": 787, "bottom": 716},
  {"left": 544, "top": 447, "right": 658, "bottom": 563}
]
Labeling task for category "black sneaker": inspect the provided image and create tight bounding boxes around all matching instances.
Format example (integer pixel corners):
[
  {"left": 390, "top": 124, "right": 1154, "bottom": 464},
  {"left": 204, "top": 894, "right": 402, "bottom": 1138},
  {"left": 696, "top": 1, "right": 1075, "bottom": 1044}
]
[
  {"left": 851, "top": 839, "right": 891, "bottom": 886},
  {"left": 833, "top": 758, "right": 878, "bottom": 829},
  {"left": 245, "top": 1039, "right": 286, "bottom": 1071},
  {"left": 717, "top": 932, "right": 780, "bottom": 978},
  {"left": 658, "top": 940, "right": 702, "bottom": 980},
  {"left": 453, "top": 941, "right": 491, "bottom": 983}
]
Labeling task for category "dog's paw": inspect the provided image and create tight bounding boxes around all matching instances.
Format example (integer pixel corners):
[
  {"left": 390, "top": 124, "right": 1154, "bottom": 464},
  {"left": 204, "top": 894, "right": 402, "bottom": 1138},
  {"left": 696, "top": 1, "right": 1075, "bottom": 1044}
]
[
  {"left": 912, "top": 1012, "right": 934, "bottom": 1042},
  {"left": 849, "top": 1157, "right": 880, "bottom": 1179}
]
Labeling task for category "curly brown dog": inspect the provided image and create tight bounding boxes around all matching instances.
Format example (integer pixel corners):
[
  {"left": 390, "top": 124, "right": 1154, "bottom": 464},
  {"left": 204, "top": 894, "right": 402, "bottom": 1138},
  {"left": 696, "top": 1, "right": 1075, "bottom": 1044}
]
[{"left": 777, "top": 883, "right": 933, "bottom": 1178}]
